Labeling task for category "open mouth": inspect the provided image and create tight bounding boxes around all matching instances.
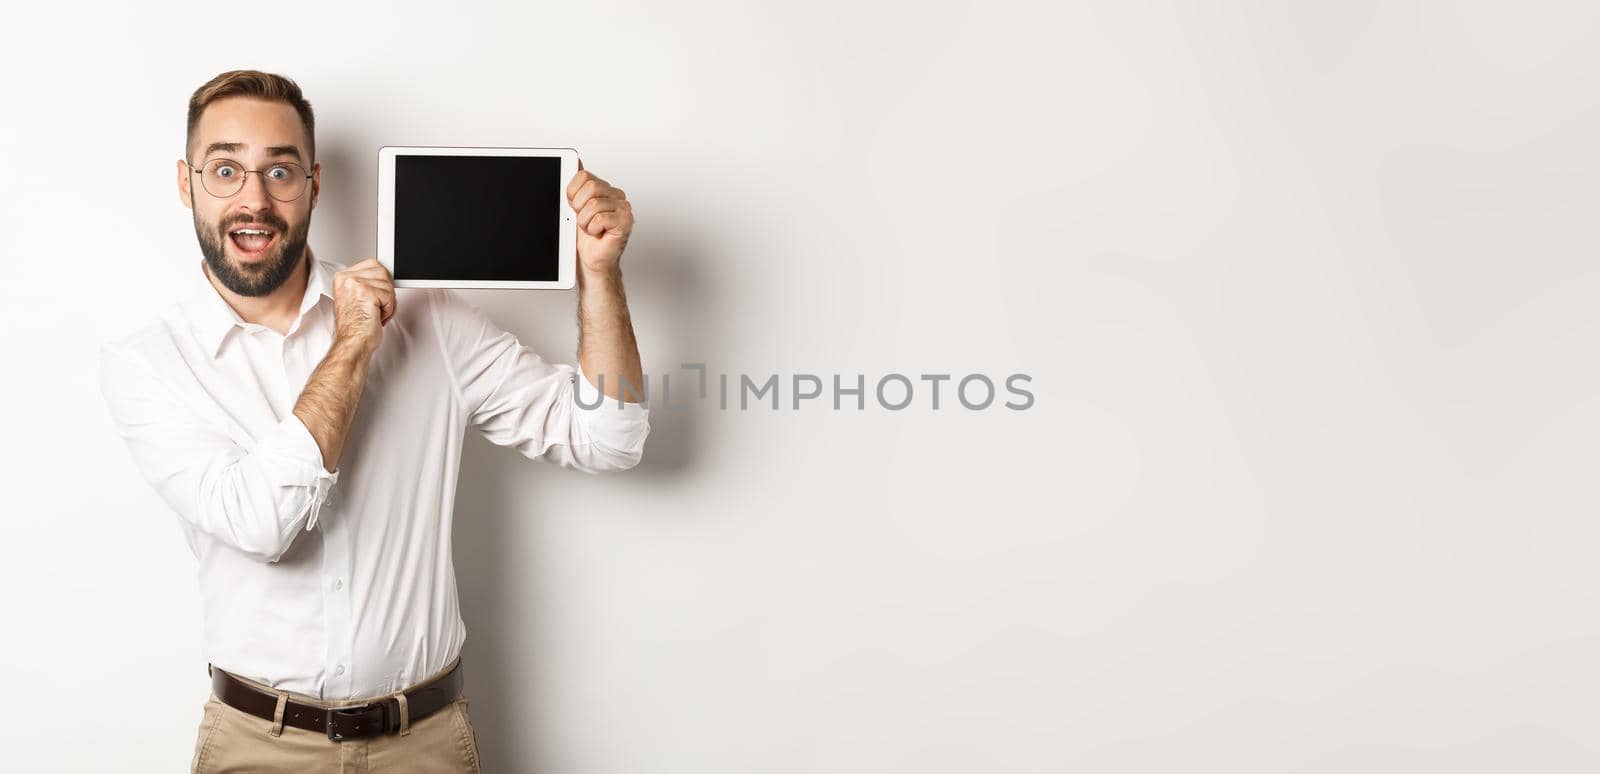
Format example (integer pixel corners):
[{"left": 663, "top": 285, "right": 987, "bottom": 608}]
[{"left": 227, "top": 226, "right": 278, "bottom": 259}]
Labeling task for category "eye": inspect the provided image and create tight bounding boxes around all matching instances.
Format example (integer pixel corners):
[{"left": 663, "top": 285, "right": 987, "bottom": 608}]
[
  {"left": 212, "top": 163, "right": 238, "bottom": 178},
  {"left": 267, "top": 166, "right": 290, "bottom": 181}
]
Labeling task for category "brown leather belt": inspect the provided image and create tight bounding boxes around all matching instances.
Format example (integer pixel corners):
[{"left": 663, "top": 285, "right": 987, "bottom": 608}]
[{"left": 208, "top": 660, "right": 463, "bottom": 742}]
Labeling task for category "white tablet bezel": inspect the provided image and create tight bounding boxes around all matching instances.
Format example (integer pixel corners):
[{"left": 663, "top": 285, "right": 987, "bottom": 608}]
[{"left": 377, "top": 145, "right": 578, "bottom": 289}]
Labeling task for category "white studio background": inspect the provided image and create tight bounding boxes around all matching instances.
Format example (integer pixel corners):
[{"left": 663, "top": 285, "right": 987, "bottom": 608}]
[{"left": 3, "top": 1, "right": 1599, "bottom": 771}]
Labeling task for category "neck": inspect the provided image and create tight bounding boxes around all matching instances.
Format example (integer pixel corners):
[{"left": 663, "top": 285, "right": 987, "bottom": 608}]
[{"left": 204, "top": 247, "right": 313, "bottom": 335}]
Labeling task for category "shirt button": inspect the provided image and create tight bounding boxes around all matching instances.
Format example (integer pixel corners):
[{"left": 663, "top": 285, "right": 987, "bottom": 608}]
[
  {"left": 336, "top": 664, "right": 346, "bottom": 676},
  {"left": 332, "top": 578, "right": 343, "bottom": 590}
]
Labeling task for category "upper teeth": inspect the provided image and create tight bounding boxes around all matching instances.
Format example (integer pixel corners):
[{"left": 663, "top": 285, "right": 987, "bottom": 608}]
[{"left": 233, "top": 229, "right": 270, "bottom": 235}]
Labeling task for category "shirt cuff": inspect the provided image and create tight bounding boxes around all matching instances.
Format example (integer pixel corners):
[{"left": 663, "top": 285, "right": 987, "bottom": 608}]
[
  {"left": 259, "top": 412, "right": 340, "bottom": 531},
  {"left": 574, "top": 363, "right": 651, "bottom": 450},
  {"left": 268, "top": 411, "right": 339, "bottom": 478}
]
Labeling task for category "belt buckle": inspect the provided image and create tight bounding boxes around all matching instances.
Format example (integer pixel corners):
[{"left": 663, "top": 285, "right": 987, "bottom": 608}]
[{"left": 326, "top": 702, "right": 386, "bottom": 742}]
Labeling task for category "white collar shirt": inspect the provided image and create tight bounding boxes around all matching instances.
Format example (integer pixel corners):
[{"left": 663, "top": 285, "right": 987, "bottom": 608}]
[{"left": 97, "top": 254, "right": 650, "bottom": 700}]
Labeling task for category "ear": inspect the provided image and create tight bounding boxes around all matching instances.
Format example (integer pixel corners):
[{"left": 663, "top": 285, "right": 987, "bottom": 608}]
[
  {"left": 309, "top": 162, "right": 321, "bottom": 210},
  {"left": 176, "top": 159, "right": 193, "bottom": 210}
]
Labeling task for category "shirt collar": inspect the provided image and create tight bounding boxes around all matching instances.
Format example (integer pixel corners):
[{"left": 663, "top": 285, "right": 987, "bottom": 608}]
[{"left": 184, "top": 252, "right": 336, "bottom": 359}]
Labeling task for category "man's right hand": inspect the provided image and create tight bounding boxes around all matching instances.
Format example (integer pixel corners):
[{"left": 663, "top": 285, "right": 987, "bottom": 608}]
[{"left": 332, "top": 257, "right": 396, "bottom": 354}]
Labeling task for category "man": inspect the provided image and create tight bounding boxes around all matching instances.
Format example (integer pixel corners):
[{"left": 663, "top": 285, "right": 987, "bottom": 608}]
[{"left": 97, "top": 70, "right": 650, "bottom": 773}]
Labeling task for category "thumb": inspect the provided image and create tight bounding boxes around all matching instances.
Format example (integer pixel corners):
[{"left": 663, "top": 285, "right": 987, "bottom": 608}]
[{"left": 577, "top": 156, "right": 584, "bottom": 171}]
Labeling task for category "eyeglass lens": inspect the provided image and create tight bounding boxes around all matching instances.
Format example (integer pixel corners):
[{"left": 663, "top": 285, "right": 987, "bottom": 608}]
[{"left": 198, "top": 159, "right": 309, "bottom": 201}]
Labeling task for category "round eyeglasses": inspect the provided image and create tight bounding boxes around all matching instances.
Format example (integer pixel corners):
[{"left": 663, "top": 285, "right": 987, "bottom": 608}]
[{"left": 185, "top": 158, "right": 312, "bottom": 202}]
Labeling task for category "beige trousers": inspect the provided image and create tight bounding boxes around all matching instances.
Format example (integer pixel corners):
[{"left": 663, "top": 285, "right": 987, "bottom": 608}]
[{"left": 190, "top": 657, "right": 481, "bottom": 773}]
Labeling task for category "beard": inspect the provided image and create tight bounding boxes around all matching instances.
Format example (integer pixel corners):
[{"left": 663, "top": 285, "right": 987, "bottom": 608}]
[{"left": 194, "top": 210, "right": 311, "bottom": 297}]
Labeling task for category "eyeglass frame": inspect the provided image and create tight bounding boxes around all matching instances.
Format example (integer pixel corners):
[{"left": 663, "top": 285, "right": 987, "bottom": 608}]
[{"left": 184, "top": 158, "right": 315, "bottom": 202}]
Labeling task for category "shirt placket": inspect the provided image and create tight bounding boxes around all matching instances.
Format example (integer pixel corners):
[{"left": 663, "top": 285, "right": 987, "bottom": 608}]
[{"left": 282, "top": 318, "right": 356, "bottom": 701}]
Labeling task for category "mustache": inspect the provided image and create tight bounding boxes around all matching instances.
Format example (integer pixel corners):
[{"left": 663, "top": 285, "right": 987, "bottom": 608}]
[{"left": 219, "top": 213, "right": 290, "bottom": 232}]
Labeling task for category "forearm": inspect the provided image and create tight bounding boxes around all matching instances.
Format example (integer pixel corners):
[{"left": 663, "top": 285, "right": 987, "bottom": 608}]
[
  {"left": 294, "top": 335, "right": 375, "bottom": 473},
  {"left": 576, "top": 265, "right": 644, "bottom": 402}
]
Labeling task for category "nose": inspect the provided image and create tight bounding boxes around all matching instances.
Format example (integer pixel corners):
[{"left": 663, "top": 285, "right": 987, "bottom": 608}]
[{"left": 233, "top": 169, "right": 274, "bottom": 209}]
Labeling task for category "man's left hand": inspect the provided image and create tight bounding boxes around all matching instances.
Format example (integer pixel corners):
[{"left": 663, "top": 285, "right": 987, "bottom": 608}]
[{"left": 566, "top": 161, "right": 634, "bottom": 274}]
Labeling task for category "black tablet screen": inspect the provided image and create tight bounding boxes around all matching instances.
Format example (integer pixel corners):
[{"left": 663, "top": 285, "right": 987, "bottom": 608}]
[{"left": 392, "top": 154, "right": 563, "bottom": 281}]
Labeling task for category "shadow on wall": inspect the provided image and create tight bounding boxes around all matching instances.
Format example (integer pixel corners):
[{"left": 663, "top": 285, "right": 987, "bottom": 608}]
[
  {"left": 450, "top": 226, "right": 715, "bottom": 772},
  {"left": 306, "top": 134, "right": 380, "bottom": 263}
]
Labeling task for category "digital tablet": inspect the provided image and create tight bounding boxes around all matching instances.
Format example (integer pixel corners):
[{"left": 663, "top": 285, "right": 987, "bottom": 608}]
[{"left": 377, "top": 146, "right": 579, "bottom": 289}]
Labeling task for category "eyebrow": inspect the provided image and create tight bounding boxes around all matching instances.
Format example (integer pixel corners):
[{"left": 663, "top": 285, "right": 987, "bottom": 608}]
[{"left": 203, "top": 142, "right": 305, "bottom": 162}]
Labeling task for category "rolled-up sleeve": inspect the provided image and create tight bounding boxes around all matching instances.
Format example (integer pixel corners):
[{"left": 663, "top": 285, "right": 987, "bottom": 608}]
[
  {"left": 97, "top": 345, "right": 340, "bottom": 563},
  {"left": 429, "top": 288, "right": 651, "bottom": 473}
]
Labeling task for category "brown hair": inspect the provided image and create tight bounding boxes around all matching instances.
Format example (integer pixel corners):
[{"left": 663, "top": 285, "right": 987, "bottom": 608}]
[{"left": 186, "top": 70, "right": 316, "bottom": 163}]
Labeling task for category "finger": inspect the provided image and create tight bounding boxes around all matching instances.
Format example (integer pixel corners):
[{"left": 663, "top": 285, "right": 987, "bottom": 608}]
[
  {"left": 363, "top": 286, "right": 396, "bottom": 324},
  {"left": 346, "top": 275, "right": 394, "bottom": 299},
  {"left": 348, "top": 270, "right": 395, "bottom": 289},
  {"left": 576, "top": 197, "right": 621, "bottom": 230},
  {"left": 356, "top": 287, "right": 396, "bottom": 315},
  {"left": 347, "top": 258, "right": 389, "bottom": 274},
  {"left": 344, "top": 257, "right": 382, "bottom": 273},
  {"left": 577, "top": 198, "right": 621, "bottom": 231},
  {"left": 568, "top": 177, "right": 615, "bottom": 212},
  {"left": 569, "top": 175, "right": 601, "bottom": 209},
  {"left": 566, "top": 169, "right": 593, "bottom": 200},
  {"left": 352, "top": 272, "right": 394, "bottom": 289},
  {"left": 356, "top": 279, "right": 397, "bottom": 304},
  {"left": 584, "top": 211, "right": 627, "bottom": 237},
  {"left": 336, "top": 271, "right": 387, "bottom": 288},
  {"left": 341, "top": 282, "right": 391, "bottom": 305}
]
